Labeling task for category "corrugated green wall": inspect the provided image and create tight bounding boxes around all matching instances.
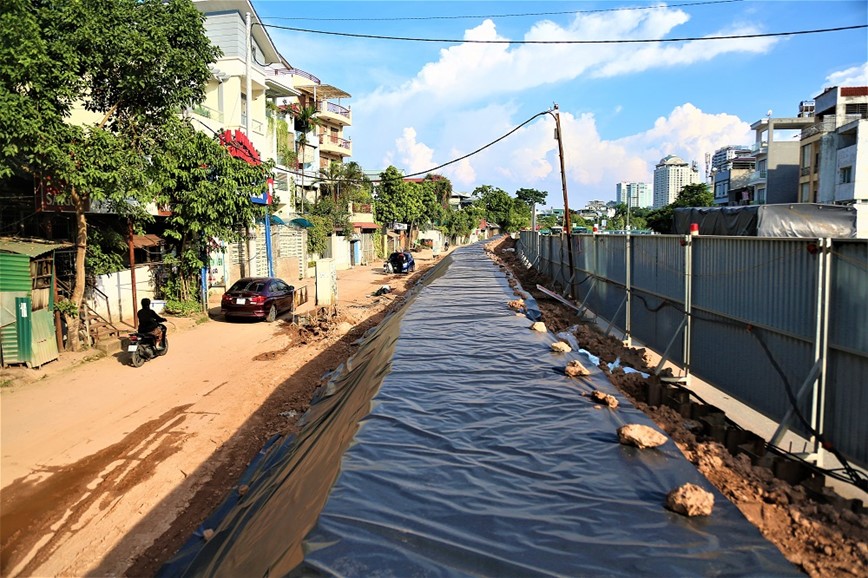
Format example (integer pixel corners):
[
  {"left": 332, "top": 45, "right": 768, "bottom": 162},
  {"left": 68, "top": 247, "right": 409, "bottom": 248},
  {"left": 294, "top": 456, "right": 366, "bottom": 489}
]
[{"left": 0, "top": 253, "right": 31, "bottom": 292}]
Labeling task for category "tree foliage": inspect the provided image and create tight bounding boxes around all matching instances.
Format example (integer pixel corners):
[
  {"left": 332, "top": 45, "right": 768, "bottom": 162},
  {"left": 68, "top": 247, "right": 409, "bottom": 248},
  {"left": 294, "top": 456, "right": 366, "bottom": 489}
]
[
  {"left": 1, "top": 0, "right": 220, "bottom": 348},
  {"left": 646, "top": 183, "right": 713, "bottom": 233},
  {"left": 515, "top": 188, "right": 548, "bottom": 207},
  {"left": 155, "top": 118, "right": 271, "bottom": 297}
]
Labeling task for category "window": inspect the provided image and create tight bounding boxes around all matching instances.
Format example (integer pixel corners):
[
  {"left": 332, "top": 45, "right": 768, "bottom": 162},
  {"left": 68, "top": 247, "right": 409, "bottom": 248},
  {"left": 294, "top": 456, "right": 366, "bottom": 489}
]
[
  {"left": 800, "top": 183, "right": 811, "bottom": 203},
  {"left": 840, "top": 166, "right": 852, "bottom": 184}
]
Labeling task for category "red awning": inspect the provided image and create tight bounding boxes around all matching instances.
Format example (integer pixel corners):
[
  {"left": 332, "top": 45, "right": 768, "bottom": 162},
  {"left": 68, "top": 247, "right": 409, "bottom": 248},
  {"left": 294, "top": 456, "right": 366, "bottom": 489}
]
[{"left": 352, "top": 222, "right": 378, "bottom": 230}]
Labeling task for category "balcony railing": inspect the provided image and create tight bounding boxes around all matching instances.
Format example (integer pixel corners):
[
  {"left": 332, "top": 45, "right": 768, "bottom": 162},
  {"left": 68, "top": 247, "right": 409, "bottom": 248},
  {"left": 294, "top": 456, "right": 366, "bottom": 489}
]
[
  {"left": 273, "top": 67, "right": 321, "bottom": 84},
  {"left": 801, "top": 117, "right": 836, "bottom": 139},
  {"left": 800, "top": 166, "right": 811, "bottom": 177},
  {"left": 191, "top": 104, "right": 223, "bottom": 122},
  {"left": 319, "top": 134, "right": 351, "bottom": 150},
  {"left": 322, "top": 101, "right": 350, "bottom": 118}
]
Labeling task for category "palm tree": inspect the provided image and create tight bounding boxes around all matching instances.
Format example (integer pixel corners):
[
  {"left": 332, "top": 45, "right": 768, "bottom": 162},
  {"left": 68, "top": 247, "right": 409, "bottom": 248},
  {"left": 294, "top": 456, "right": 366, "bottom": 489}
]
[{"left": 292, "top": 103, "right": 319, "bottom": 213}]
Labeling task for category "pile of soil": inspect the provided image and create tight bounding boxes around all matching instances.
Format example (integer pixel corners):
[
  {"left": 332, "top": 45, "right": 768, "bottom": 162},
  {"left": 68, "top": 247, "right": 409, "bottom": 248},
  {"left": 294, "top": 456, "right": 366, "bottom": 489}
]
[{"left": 486, "top": 235, "right": 868, "bottom": 577}]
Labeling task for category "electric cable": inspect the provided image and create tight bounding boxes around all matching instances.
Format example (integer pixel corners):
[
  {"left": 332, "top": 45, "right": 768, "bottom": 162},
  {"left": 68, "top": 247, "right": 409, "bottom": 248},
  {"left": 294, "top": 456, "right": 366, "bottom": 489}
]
[
  {"left": 262, "top": 0, "right": 744, "bottom": 22},
  {"left": 260, "top": 22, "right": 867, "bottom": 45}
]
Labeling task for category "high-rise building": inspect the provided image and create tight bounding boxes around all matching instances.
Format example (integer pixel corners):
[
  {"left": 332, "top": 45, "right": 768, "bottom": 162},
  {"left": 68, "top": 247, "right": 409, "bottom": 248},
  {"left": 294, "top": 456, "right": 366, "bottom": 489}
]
[
  {"left": 652, "top": 155, "right": 701, "bottom": 207},
  {"left": 615, "top": 182, "right": 653, "bottom": 209},
  {"left": 711, "top": 146, "right": 753, "bottom": 172}
]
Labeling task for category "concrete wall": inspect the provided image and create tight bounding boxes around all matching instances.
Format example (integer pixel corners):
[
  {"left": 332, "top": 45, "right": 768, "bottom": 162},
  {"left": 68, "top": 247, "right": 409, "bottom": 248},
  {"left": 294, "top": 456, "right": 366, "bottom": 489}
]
[{"left": 91, "top": 265, "right": 158, "bottom": 324}]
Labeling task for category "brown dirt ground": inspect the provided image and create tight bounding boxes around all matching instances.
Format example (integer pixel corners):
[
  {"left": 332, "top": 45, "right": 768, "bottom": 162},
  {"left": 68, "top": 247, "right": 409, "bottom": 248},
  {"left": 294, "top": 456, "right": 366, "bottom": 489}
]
[
  {"left": 486, "top": 235, "right": 868, "bottom": 578},
  {"left": 0, "top": 252, "right": 444, "bottom": 577}
]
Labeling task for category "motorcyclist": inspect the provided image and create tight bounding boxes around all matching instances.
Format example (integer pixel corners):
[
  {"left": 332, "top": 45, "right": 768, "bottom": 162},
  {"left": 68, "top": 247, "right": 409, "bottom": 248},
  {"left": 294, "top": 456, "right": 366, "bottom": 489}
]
[{"left": 137, "top": 297, "right": 166, "bottom": 348}]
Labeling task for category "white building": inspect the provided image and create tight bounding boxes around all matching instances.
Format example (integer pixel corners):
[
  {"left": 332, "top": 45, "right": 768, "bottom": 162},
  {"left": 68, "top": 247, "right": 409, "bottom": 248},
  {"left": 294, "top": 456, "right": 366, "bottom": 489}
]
[
  {"left": 653, "top": 155, "right": 701, "bottom": 208},
  {"left": 615, "top": 182, "right": 653, "bottom": 209}
]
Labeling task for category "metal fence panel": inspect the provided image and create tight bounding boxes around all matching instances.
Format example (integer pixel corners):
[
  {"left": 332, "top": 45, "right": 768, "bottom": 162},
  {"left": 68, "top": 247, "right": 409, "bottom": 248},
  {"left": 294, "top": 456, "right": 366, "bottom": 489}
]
[
  {"left": 824, "top": 349, "right": 868, "bottom": 466},
  {"left": 632, "top": 236, "right": 685, "bottom": 303},
  {"left": 690, "top": 310, "right": 814, "bottom": 435},
  {"left": 515, "top": 232, "right": 867, "bottom": 468},
  {"left": 693, "top": 237, "right": 818, "bottom": 340},
  {"left": 824, "top": 240, "right": 868, "bottom": 465},
  {"left": 630, "top": 288, "right": 685, "bottom": 367}
]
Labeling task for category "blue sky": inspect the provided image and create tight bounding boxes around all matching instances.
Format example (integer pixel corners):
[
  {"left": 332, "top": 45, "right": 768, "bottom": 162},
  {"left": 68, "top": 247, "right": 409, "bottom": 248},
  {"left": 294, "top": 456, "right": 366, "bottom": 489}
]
[{"left": 255, "top": 1, "right": 868, "bottom": 209}]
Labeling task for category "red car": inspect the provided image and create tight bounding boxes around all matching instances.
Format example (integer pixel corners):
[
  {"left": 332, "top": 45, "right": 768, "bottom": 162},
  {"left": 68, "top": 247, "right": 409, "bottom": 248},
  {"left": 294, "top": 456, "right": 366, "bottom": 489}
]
[{"left": 221, "top": 277, "right": 295, "bottom": 322}]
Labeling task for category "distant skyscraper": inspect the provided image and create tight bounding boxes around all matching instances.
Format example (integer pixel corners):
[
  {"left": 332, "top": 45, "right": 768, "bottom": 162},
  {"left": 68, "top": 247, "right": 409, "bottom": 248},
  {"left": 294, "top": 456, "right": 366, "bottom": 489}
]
[
  {"left": 653, "top": 155, "right": 701, "bottom": 207},
  {"left": 616, "top": 182, "right": 652, "bottom": 208}
]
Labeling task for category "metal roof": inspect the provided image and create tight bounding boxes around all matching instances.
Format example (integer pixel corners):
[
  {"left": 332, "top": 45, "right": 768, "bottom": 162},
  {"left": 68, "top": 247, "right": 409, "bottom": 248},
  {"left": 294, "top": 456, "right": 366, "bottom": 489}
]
[
  {"left": 0, "top": 237, "right": 72, "bottom": 257},
  {"left": 294, "top": 84, "right": 351, "bottom": 100}
]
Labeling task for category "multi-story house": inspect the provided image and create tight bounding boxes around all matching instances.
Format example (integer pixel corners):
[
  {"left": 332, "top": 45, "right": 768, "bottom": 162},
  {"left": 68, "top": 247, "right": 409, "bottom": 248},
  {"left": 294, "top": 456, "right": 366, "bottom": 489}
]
[
  {"left": 615, "top": 182, "right": 652, "bottom": 209},
  {"left": 270, "top": 68, "right": 353, "bottom": 199},
  {"left": 746, "top": 112, "right": 813, "bottom": 205},
  {"left": 798, "top": 86, "right": 868, "bottom": 204},
  {"left": 653, "top": 155, "right": 701, "bottom": 208},
  {"left": 710, "top": 148, "right": 756, "bottom": 206}
]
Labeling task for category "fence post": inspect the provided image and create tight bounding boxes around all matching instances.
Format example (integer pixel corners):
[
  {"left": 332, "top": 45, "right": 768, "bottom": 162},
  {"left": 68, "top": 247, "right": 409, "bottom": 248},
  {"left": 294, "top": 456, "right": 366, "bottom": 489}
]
[
  {"left": 812, "top": 238, "right": 832, "bottom": 466},
  {"left": 683, "top": 234, "right": 693, "bottom": 383},
  {"left": 625, "top": 233, "right": 632, "bottom": 347}
]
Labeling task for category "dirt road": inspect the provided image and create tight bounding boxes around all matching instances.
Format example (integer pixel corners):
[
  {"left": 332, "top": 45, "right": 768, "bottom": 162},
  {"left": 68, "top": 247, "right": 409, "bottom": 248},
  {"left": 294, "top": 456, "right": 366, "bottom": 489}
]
[{"left": 0, "top": 253, "right": 441, "bottom": 576}]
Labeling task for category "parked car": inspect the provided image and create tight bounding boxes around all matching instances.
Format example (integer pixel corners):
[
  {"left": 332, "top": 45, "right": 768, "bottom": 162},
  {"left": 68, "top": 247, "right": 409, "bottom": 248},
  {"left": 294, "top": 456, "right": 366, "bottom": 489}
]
[
  {"left": 384, "top": 251, "right": 415, "bottom": 274},
  {"left": 221, "top": 277, "right": 295, "bottom": 322}
]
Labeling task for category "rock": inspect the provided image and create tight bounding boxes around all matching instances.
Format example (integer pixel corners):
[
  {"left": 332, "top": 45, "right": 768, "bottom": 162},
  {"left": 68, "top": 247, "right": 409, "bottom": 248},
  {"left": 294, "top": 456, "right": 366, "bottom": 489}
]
[
  {"left": 550, "top": 341, "right": 572, "bottom": 353},
  {"left": 203, "top": 528, "right": 215, "bottom": 541},
  {"left": 530, "top": 321, "right": 547, "bottom": 333},
  {"left": 238, "top": 484, "right": 249, "bottom": 496},
  {"left": 564, "top": 359, "right": 590, "bottom": 377},
  {"left": 507, "top": 299, "right": 525, "bottom": 311},
  {"left": 591, "top": 390, "right": 619, "bottom": 409},
  {"left": 666, "top": 483, "right": 715, "bottom": 517},
  {"left": 618, "top": 424, "right": 667, "bottom": 448},
  {"left": 335, "top": 322, "right": 354, "bottom": 335}
]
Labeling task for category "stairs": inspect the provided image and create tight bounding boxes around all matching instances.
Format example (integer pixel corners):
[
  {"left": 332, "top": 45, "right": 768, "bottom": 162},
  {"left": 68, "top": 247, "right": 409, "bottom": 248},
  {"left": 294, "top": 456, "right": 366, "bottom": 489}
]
[{"left": 57, "top": 279, "right": 132, "bottom": 349}]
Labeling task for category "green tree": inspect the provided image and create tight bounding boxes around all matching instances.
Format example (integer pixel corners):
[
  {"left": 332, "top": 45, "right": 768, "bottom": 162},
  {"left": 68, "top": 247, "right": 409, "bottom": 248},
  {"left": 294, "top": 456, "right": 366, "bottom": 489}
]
[
  {"left": 306, "top": 197, "right": 352, "bottom": 255},
  {"left": 472, "top": 185, "right": 513, "bottom": 229},
  {"left": 292, "top": 103, "right": 320, "bottom": 211},
  {"left": 515, "top": 188, "right": 548, "bottom": 207},
  {"left": 2, "top": 0, "right": 219, "bottom": 348},
  {"left": 646, "top": 183, "right": 713, "bottom": 233},
  {"left": 155, "top": 118, "right": 271, "bottom": 300},
  {"left": 673, "top": 183, "right": 713, "bottom": 208},
  {"left": 316, "top": 161, "right": 372, "bottom": 205}
]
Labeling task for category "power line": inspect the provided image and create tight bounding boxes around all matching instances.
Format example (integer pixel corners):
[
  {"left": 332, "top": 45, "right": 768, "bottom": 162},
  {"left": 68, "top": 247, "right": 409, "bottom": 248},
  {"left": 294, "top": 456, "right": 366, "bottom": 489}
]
[
  {"left": 360, "top": 110, "right": 552, "bottom": 185},
  {"left": 262, "top": 0, "right": 744, "bottom": 23},
  {"left": 260, "top": 23, "right": 868, "bottom": 44}
]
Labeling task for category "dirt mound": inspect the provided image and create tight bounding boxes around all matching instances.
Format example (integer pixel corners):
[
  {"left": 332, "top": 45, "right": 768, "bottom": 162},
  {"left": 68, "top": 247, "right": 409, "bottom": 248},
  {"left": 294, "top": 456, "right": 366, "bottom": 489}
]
[{"left": 487, "top": 234, "right": 868, "bottom": 577}]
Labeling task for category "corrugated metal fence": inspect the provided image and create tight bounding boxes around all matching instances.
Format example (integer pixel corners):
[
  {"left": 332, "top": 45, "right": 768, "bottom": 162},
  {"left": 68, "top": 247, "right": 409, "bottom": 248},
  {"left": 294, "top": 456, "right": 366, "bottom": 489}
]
[{"left": 519, "top": 231, "right": 867, "bottom": 469}]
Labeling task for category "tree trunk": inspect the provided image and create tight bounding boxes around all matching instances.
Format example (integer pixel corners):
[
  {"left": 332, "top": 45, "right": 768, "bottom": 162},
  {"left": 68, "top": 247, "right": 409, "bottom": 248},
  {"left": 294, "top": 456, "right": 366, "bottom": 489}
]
[{"left": 68, "top": 186, "right": 88, "bottom": 351}]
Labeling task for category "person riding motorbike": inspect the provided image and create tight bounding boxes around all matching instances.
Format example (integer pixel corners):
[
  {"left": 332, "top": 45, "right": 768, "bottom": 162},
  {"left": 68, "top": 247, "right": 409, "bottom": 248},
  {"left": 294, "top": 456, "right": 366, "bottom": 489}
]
[{"left": 137, "top": 297, "right": 166, "bottom": 349}]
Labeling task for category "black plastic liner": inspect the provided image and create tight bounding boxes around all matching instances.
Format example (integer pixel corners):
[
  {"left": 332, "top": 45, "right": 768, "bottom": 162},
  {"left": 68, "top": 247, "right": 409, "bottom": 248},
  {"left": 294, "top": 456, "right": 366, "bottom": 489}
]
[{"left": 162, "top": 244, "right": 799, "bottom": 577}]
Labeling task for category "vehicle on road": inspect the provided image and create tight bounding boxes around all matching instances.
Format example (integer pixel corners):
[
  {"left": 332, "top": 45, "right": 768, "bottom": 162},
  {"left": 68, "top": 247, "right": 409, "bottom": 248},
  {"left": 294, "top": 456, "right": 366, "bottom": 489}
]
[
  {"left": 384, "top": 251, "right": 415, "bottom": 274},
  {"left": 221, "top": 277, "right": 295, "bottom": 322},
  {"left": 127, "top": 324, "right": 168, "bottom": 367}
]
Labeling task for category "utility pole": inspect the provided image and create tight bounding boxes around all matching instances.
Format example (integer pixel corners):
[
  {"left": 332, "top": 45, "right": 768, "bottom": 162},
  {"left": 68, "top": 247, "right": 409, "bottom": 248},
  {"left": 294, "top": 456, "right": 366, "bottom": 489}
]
[{"left": 552, "top": 104, "right": 575, "bottom": 297}]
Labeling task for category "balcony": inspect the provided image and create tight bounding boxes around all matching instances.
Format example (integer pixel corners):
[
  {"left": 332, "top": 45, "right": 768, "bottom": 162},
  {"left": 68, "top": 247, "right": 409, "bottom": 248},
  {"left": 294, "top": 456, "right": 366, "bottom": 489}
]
[
  {"left": 316, "top": 101, "right": 352, "bottom": 126},
  {"left": 747, "top": 169, "right": 767, "bottom": 186},
  {"left": 319, "top": 133, "right": 352, "bottom": 157},
  {"left": 801, "top": 117, "right": 836, "bottom": 140}
]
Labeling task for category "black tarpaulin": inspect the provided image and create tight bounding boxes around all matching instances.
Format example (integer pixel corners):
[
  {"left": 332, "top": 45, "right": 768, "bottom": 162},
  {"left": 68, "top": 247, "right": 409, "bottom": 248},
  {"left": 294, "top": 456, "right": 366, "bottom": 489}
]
[
  {"left": 674, "top": 204, "right": 857, "bottom": 237},
  {"left": 161, "top": 243, "right": 799, "bottom": 577}
]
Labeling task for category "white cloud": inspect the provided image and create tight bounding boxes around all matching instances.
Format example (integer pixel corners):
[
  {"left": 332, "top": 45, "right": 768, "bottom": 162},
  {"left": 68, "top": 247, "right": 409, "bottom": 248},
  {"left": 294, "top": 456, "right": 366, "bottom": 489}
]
[
  {"left": 390, "top": 127, "right": 435, "bottom": 175},
  {"left": 824, "top": 62, "right": 868, "bottom": 89}
]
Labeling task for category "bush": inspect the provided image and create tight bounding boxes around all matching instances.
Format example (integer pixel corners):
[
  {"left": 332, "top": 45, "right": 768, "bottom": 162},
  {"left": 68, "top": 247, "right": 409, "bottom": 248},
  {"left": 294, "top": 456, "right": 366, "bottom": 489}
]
[{"left": 164, "top": 298, "right": 201, "bottom": 317}]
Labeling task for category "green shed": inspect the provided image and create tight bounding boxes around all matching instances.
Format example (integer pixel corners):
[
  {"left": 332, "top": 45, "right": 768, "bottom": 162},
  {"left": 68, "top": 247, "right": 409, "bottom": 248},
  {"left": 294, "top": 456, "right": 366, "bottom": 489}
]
[{"left": 0, "top": 237, "right": 71, "bottom": 368}]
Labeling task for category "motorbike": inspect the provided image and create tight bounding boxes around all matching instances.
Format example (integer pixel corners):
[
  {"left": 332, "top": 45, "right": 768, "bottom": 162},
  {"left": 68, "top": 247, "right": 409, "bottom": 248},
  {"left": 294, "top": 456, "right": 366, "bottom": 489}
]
[{"left": 127, "top": 323, "right": 168, "bottom": 367}]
